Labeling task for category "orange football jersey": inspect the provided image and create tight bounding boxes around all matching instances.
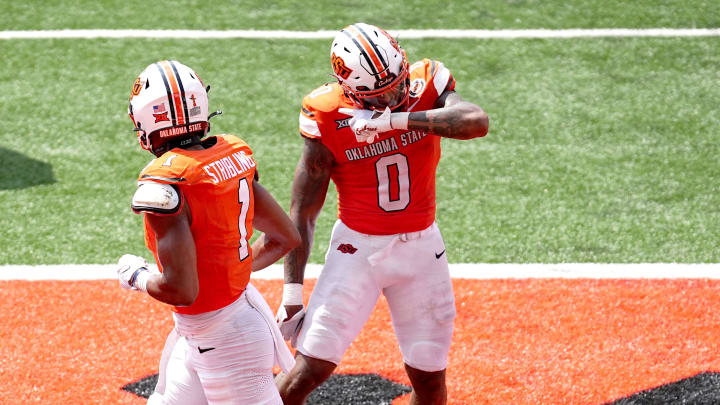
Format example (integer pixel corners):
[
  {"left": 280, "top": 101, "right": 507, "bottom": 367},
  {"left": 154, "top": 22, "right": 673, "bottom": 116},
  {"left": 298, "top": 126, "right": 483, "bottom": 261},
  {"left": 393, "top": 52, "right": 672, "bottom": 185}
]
[
  {"left": 135, "top": 135, "right": 258, "bottom": 315},
  {"left": 298, "top": 59, "right": 456, "bottom": 235}
]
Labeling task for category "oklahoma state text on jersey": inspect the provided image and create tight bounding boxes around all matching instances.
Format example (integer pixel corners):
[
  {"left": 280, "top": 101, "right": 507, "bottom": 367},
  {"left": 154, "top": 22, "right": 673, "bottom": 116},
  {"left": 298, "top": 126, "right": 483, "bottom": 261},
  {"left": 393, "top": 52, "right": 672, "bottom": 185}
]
[
  {"left": 299, "top": 59, "right": 456, "bottom": 235},
  {"left": 135, "top": 135, "right": 257, "bottom": 315}
]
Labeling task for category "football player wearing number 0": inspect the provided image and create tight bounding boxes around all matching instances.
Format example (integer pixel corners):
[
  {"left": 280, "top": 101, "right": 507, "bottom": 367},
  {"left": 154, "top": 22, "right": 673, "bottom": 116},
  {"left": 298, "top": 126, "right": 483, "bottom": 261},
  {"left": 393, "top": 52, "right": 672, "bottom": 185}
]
[
  {"left": 275, "top": 23, "right": 489, "bottom": 405},
  {"left": 117, "top": 60, "right": 300, "bottom": 404}
]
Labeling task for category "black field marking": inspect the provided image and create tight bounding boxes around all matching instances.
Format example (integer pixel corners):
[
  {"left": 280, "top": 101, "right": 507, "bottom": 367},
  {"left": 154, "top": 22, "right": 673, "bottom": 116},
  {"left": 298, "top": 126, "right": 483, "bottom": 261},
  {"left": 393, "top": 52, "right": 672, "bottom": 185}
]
[
  {"left": 607, "top": 371, "right": 720, "bottom": 404},
  {"left": 306, "top": 373, "right": 411, "bottom": 404},
  {"left": 122, "top": 374, "right": 158, "bottom": 399},
  {"left": 123, "top": 372, "right": 411, "bottom": 403}
]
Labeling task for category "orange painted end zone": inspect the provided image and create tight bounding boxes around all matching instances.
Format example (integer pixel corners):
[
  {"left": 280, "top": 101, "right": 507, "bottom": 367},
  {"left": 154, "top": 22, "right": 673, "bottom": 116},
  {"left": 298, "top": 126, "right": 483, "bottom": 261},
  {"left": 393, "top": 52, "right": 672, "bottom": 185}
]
[{"left": 1, "top": 279, "right": 719, "bottom": 404}]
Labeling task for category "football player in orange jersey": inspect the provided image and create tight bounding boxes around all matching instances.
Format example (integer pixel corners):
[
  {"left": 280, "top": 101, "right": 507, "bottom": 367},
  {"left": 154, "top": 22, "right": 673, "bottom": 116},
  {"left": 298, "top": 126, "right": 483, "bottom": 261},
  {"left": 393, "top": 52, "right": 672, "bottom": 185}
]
[
  {"left": 275, "top": 23, "right": 489, "bottom": 405},
  {"left": 116, "top": 60, "right": 301, "bottom": 405}
]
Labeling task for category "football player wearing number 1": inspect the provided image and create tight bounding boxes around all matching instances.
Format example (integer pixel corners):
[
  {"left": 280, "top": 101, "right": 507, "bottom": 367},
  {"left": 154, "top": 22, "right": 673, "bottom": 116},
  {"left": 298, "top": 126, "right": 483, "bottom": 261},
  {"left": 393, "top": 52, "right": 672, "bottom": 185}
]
[
  {"left": 117, "top": 60, "right": 300, "bottom": 404},
  {"left": 275, "top": 23, "right": 489, "bottom": 404}
]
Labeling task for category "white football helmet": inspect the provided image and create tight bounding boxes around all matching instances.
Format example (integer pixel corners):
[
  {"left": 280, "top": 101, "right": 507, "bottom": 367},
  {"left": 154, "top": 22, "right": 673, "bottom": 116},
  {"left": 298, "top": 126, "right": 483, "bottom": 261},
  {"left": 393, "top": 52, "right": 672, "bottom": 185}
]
[
  {"left": 128, "top": 60, "right": 210, "bottom": 156},
  {"left": 330, "top": 23, "right": 409, "bottom": 111}
]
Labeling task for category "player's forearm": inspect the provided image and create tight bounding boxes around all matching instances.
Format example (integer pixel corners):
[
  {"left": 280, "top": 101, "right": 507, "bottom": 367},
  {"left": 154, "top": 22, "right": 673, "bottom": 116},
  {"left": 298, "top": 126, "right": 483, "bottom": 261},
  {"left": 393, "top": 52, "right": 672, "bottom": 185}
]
[
  {"left": 145, "top": 260, "right": 198, "bottom": 307},
  {"left": 251, "top": 231, "right": 300, "bottom": 272},
  {"left": 145, "top": 272, "right": 197, "bottom": 306},
  {"left": 284, "top": 188, "right": 326, "bottom": 284},
  {"left": 145, "top": 216, "right": 199, "bottom": 306},
  {"left": 283, "top": 138, "right": 332, "bottom": 284},
  {"left": 282, "top": 216, "right": 316, "bottom": 284},
  {"left": 251, "top": 235, "right": 280, "bottom": 271},
  {"left": 251, "top": 182, "right": 302, "bottom": 272},
  {"left": 407, "top": 101, "right": 489, "bottom": 140}
]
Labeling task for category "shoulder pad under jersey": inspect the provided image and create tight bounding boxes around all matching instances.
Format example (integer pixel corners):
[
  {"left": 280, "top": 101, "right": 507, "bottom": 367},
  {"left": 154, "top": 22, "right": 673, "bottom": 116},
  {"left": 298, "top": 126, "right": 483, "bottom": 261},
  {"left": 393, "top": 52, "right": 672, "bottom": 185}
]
[
  {"left": 299, "top": 83, "right": 347, "bottom": 139},
  {"left": 217, "top": 134, "right": 252, "bottom": 152},
  {"left": 131, "top": 182, "right": 182, "bottom": 215},
  {"left": 409, "top": 59, "right": 455, "bottom": 99}
]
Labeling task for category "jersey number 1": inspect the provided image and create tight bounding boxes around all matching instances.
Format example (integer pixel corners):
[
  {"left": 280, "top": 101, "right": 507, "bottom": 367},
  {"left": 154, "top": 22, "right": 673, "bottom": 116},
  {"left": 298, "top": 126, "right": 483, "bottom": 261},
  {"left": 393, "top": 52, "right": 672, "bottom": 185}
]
[
  {"left": 238, "top": 178, "right": 250, "bottom": 261},
  {"left": 376, "top": 153, "right": 410, "bottom": 212}
]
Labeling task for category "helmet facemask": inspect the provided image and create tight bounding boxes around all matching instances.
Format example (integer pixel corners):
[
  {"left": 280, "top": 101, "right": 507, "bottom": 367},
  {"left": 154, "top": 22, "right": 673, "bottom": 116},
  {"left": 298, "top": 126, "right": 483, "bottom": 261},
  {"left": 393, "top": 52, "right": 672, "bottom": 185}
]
[{"left": 346, "top": 60, "right": 410, "bottom": 111}]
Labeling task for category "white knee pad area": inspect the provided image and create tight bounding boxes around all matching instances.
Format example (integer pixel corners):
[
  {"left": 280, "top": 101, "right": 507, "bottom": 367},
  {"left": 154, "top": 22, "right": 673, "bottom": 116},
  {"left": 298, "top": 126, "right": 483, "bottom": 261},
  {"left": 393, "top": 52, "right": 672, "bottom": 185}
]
[{"left": 403, "top": 340, "right": 451, "bottom": 372}]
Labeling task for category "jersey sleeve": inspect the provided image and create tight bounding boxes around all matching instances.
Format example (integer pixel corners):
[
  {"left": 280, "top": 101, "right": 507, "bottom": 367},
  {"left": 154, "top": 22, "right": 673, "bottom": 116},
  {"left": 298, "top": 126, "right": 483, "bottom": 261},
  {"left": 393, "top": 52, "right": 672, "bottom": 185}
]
[
  {"left": 298, "top": 83, "right": 348, "bottom": 140},
  {"left": 137, "top": 153, "right": 191, "bottom": 185},
  {"left": 409, "top": 59, "right": 456, "bottom": 99},
  {"left": 431, "top": 60, "right": 455, "bottom": 94},
  {"left": 299, "top": 101, "right": 321, "bottom": 139},
  {"left": 134, "top": 155, "right": 188, "bottom": 216}
]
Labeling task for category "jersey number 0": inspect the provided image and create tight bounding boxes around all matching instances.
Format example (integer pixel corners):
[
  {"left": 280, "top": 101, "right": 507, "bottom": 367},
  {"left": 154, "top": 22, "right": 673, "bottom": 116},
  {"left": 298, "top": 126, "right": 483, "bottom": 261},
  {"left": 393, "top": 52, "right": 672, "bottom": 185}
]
[{"left": 375, "top": 153, "right": 410, "bottom": 212}]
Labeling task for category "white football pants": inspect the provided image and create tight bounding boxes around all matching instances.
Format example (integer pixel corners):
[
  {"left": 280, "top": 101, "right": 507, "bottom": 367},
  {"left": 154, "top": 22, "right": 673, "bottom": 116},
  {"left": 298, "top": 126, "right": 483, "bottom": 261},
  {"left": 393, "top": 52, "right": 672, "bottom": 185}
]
[
  {"left": 147, "top": 283, "right": 293, "bottom": 405},
  {"left": 296, "top": 220, "right": 456, "bottom": 372}
]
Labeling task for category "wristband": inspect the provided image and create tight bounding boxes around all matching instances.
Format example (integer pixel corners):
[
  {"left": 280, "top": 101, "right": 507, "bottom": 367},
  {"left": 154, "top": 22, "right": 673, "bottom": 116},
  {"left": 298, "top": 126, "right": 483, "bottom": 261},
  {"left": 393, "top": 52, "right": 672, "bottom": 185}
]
[
  {"left": 131, "top": 268, "right": 151, "bottom": 293},
  {"left": 390, "top": 112, "right": 409, "bottom": 130},
  {"left": 282, "top": 283, "right": 303, "bottom": 305}
]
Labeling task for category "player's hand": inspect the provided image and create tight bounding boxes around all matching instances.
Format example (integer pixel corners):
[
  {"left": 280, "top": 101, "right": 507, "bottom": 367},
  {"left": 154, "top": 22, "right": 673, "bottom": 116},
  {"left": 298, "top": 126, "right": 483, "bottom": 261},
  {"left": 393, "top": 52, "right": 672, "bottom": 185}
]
[
  {"left": 339, "top": 107, "right": 392, "bottom": 143},
  {"left": 116, "top": 254, "right": 149, "bottom": 290},
  {"left": 276, "top": 304, "right": 305, "bottom": 348}
]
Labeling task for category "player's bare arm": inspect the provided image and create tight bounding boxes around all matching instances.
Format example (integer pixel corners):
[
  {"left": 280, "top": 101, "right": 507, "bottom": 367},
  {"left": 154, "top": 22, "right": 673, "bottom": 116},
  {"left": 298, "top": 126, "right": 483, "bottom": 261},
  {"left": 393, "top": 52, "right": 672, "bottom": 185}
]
[
  {"left": 143, "top": 202, "right": 199, "bottom": 306},
  {"left": 278, "top": 138, "right": 333, "bottom": 324},
  {"left": 284, "top": 138, "right": 334, "bottom": 286},
  {"left": 250, "top": 180, "right": 301, "bottom": 272},
  {"left": 408, "top": 90, "right": 489, "bottom": 140}
]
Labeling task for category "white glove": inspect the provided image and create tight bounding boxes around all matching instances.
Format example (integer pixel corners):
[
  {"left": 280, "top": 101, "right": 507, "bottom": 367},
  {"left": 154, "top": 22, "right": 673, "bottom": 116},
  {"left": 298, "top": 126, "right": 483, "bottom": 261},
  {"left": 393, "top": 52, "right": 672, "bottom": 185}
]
[
  {"left": 116, "top": 254, "right": 150, "bottom": 291},
  {"left": 275, "top": 304, "right": 305, "bottom": 348},
  {"left": 339, "top": 107, "right": 408, "bottom": 144},
  {"left": 339, "top": 107, "right": 380, "bottom": 143}
]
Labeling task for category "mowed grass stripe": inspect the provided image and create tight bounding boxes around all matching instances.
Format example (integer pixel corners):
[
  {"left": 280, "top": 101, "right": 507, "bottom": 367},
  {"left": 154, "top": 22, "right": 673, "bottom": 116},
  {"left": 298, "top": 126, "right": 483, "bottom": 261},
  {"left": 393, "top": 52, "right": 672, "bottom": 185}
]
[
  {"left": 2, "top": 28, "right": 720, "bottom": 39},
  {"left": 1, "top": 37, "right": 718, "bottom": 264},
  {"left": 2, "top": 0, "right": 718, "bottom": 31}
]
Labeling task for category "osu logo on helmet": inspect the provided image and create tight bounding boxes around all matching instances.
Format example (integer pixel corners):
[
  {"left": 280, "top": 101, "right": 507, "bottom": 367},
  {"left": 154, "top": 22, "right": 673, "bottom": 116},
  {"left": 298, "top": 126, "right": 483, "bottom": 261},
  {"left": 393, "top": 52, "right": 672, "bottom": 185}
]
[{"left": 332, "top": 53, "right": 352, "bottom": 80}]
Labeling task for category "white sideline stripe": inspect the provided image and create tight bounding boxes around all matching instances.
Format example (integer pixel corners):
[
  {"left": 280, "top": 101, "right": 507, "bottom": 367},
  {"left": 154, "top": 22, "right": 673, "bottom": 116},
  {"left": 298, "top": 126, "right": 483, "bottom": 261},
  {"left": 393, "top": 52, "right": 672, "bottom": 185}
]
[
  {"left": 1, "top": 29, "right": 720, "bottom": 40},
  {"left": 1, "top": 263, "right": 719, "bottom": 281}
]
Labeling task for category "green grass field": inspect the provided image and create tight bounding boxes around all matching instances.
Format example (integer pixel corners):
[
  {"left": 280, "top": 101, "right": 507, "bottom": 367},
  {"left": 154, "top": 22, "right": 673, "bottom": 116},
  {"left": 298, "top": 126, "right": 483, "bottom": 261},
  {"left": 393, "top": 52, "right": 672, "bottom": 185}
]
[
  {"left": 3, "top": 0, "right": 719, "bottom": 30},
  {"left": 1, "top": 2, "right": 718, "bottom": 265}
]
